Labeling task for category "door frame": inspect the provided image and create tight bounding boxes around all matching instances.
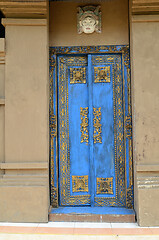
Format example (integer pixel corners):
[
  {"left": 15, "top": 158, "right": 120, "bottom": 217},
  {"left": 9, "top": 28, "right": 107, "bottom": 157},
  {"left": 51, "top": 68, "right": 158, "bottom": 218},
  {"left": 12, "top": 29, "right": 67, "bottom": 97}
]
[{"left": 49, "top": 45, "right": 133, "bottom": 209}]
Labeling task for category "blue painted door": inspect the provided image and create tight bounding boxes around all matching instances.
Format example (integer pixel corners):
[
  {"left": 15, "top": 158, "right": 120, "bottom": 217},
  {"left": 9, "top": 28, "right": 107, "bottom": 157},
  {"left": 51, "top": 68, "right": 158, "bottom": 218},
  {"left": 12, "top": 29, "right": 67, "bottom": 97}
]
[{"left": 58, "top": 54, "right": 125, "bottom": 207}]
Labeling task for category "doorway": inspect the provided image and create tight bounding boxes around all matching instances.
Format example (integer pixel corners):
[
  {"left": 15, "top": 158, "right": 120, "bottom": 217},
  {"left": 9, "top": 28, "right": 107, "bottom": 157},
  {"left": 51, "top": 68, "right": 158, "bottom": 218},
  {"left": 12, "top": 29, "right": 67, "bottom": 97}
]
[{"left": 50, "top": 46, "right": 133, "bottom": 210}]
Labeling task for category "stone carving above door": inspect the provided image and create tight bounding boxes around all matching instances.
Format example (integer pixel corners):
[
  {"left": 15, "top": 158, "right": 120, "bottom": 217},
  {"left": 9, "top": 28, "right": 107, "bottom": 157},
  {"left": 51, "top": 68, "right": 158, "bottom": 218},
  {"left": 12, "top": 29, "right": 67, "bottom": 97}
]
[{"left": 77, "top": 5, "right": 101, "bottom": 34}]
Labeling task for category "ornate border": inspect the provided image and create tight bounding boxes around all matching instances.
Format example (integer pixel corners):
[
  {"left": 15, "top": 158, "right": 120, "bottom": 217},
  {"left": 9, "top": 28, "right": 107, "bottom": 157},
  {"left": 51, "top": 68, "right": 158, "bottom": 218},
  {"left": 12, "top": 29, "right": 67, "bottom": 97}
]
[{"left": 49, "top": 45, "right": 133, "bottom": 209}]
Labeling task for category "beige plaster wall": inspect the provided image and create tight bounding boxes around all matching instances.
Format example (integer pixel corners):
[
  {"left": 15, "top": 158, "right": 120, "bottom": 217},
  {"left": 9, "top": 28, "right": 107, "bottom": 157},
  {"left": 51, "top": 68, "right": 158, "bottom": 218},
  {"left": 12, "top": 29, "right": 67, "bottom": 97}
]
[
  {"left": 131, "top": 16, "right": 159, "bottom": 226},
  {"left": 49, "top": 0, "right": 129, "bottom": 46},
  {"left": 132, "top": 21, "right": 159, "bottom": 166},
  {"left": 0, "top": 19, "right": 49, "bottom": 222},
  {"left": 5, "top": 24, "right": 48, "bottom": 163}
]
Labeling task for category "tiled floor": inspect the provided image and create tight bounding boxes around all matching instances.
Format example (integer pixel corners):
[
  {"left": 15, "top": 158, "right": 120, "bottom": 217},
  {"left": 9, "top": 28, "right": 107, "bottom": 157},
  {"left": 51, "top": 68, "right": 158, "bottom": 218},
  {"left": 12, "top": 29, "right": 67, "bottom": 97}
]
[{"left": 0, "top": 222, "right": 159, "bottom": 240}]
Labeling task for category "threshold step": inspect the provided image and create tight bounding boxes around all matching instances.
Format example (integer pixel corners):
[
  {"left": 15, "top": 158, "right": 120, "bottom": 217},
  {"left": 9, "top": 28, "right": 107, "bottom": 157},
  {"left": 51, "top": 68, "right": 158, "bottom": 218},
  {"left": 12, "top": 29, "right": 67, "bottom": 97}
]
[{"left": 49, "top": 207, "right": 135, "bottom": 223}]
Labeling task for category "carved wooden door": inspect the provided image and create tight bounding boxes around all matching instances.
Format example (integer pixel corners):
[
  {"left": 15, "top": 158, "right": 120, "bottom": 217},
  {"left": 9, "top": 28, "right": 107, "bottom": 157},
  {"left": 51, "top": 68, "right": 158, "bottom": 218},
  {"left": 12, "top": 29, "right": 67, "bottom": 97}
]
[{"left": 58, "top": 54, "right": 126, "bottom": 207}]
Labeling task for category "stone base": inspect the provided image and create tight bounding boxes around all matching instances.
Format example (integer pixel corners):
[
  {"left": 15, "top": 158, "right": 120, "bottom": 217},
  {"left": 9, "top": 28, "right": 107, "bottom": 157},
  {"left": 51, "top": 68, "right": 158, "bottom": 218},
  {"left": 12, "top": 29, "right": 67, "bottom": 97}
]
[
  {"left": 0, "top": 185, "right": 49, "bottom": 223},
  {"left": 137, "top": 177, "right": 159, "bottom": 226}
]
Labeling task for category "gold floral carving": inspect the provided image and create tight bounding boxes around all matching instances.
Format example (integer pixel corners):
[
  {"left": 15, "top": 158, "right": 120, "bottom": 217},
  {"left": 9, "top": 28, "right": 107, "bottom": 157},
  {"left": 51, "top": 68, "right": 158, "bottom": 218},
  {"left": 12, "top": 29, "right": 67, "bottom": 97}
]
[
  {"left": 94, "top": 66, "right": 110, "bottom": 83},
  {"left": 72, "top": 176, "right": 88, "bottom": 192},
  {"left": 93, "top": 107, "right": 102, "bottom": 143},
  {"left": 70, "top": 67, "right": 86, "bottom": 84},
  {"left": 80, "top": 107, "right": 89, "bottom": 143},
  {"left": 97, "top": 177, "right": 113, "bottom": 194}
]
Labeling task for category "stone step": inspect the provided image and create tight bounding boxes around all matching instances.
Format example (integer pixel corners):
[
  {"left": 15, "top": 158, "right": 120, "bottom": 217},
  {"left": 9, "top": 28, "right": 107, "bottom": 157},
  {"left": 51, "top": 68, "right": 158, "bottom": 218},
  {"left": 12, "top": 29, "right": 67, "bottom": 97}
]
[{"left": 49, "top": 207, "right": 135, "bottom": 223}]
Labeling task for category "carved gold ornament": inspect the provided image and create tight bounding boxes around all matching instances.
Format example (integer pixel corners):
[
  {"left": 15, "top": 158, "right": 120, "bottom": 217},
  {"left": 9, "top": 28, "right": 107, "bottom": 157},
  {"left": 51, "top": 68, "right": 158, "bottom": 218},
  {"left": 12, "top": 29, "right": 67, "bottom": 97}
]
[
  {"left": 80, "top": 107, "right": 89, "bottom": 143},
  {"left": 93, "top": 107, "right": 102, "bottom": 143},
  {"left": 94, "top": 66, "right": 110, "bottom": 83},
  {"left": 72, "top": 175, "right": 89, "bottom": 192},
  {"left": 125, "top": 115, "right": 132, "bottom": 139},
  {"left": 70, "top": 67, "right": 86, "bottom": 84},
  {"left": 97, "top": 177, "right": 113, "bottom": 194}
]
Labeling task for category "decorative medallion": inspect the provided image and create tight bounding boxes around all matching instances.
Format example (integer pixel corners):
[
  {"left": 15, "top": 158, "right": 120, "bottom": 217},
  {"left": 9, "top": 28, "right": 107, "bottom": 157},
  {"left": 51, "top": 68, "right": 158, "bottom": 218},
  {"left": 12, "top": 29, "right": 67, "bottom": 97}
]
[
  {"left": 72, "top": 175, "right": 89, "bottom": 192},
  {"left": 97, "top": 177, "right": 113, "bottom": 194},
  {"left": 93, "top": 107, "right": 102, "bottom": 143},
  {"left": 94, "top": 66, "right": 111, "bottom": 83},
  {"left": 77, "top": 6, "right": 101, "bottom": 34},
  {"left": 70, "top": 67, "right": 86, "bottom": 84}
]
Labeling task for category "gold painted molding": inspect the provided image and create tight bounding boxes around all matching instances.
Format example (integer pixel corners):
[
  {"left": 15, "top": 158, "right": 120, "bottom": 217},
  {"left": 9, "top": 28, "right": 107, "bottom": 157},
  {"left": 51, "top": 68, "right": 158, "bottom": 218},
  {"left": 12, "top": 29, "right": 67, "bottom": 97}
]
[
  {"left": 0, "top": 0, "right": 47, "bottom": 19},
  {"left": 0, "top": 162, "right": 48, "bottom": 170},
  {"left": 132, "top": 0, "right": 159, "bottom": 15},
  {"left": 136, "top": 164, "right": 159, "bottom": 172},
  {"left": 2, "top": 18, "right": 47, "bottom": 27}
]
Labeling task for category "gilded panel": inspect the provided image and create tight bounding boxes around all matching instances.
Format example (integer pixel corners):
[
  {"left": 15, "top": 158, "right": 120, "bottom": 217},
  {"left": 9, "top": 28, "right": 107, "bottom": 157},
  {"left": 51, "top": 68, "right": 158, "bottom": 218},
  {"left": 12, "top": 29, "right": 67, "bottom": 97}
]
[
  {"left": 70, "top": 67, "right": 86, "bottom": 84},
  {"left": 97, "top": 177, "right": 113, "bottom": 194},
  {"left": 72, "top": 176, "right": 89, "bottom": 193},
  {"left": 94, "top": 66, "right": 110, "bottom": 83}
]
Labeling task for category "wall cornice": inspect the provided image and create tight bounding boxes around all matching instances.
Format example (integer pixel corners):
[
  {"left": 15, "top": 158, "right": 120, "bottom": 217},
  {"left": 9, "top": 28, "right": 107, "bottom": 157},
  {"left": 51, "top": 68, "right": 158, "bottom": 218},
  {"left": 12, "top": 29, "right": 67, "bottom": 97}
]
[
  {"left": 2, "top": 18, "right": 47, "bottom": 26},
  {"left": 0, "top": 0, "right": 47, "bottom": 19},
  {"left": 132, "top": 0, "right": 159, "bottom": 15}
]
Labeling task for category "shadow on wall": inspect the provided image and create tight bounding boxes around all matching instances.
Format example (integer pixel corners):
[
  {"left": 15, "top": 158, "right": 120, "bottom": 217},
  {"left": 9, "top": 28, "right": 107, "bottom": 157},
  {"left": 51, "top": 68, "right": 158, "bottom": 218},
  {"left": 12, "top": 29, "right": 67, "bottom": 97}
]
[{"left": 0, "top": 11, "right": 5, "bottom": 38}]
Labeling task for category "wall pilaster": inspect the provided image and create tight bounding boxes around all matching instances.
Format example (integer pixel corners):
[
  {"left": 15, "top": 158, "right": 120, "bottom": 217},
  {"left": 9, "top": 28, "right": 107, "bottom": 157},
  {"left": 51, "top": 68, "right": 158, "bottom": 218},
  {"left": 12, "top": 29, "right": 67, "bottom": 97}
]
[
  {"left": 130, "top": 1, "right": 159, "bottom": 226},
  {"left": 0, "top": 2, "right": 49, "bottom": 221},
  {"left": 0, "top": 39, "right": 5, "bottom": 180}
]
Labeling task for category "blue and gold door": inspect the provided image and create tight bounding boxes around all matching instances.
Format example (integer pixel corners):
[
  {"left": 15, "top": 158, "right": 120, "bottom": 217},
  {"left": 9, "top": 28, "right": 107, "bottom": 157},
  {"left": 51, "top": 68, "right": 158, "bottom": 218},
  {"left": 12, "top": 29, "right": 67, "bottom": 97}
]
[{"left": 57, "top": 53, "right": 127, "bottom": 207}]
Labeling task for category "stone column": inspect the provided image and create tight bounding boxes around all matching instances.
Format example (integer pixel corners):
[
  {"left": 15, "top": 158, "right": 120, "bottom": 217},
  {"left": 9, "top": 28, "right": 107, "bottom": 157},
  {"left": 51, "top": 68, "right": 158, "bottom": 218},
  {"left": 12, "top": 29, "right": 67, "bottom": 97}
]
[
  {"left": 130, "top": 0, "right": 159, "bottom": 226},
  {"left": 0, "top": 1, "right": 49, "bottom": 222}
]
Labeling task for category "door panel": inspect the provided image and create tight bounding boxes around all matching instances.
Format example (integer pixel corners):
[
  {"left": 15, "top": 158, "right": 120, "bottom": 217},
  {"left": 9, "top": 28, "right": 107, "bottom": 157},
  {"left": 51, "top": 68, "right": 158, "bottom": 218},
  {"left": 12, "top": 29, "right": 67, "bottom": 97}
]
[
  {"left": 58, "top": 54, "right": 125, "bottom": 207},
  {"left": 58, "top": 56, "right": 91, "bottom": 206},
  {"left": 91, "top": 55, "right": 125, "bottom": 206},
  {"left": 92, "top": 55, "right": 115, "bottom": 199}
]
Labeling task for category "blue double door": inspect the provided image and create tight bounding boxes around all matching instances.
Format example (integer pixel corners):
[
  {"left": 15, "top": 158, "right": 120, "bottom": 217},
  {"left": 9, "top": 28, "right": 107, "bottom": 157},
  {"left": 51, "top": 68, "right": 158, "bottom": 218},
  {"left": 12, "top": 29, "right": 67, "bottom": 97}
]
[{"left": 58, "top": 54, "right": 126, "bottom": 207}]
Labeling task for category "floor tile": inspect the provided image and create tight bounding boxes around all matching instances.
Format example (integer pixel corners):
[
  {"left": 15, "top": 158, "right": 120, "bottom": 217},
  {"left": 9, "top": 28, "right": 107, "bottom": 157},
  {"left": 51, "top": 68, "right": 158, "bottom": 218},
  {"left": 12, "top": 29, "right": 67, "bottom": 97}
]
[
  {"left": 74, "top": 222, "right": 111, "bottom": 228},
  {"left": 38, "top": 222, "right": 75, "bottom": 228},
  {"left": 111, "top": 222, "right": 139, "bottom": 228}
]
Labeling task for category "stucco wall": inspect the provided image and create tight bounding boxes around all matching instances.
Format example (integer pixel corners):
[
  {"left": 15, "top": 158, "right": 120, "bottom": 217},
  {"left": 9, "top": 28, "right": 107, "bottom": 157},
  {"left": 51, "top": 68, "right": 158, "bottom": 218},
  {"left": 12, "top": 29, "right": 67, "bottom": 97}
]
[
  {"left": 49, "top": 0, "right": 129, "bottom": 46},
  {"left": 5, "top": 24, "right": 48, "bottom": 163},
  {"left": 131, "top": 15, "right": 159, "bottom": 226}
]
